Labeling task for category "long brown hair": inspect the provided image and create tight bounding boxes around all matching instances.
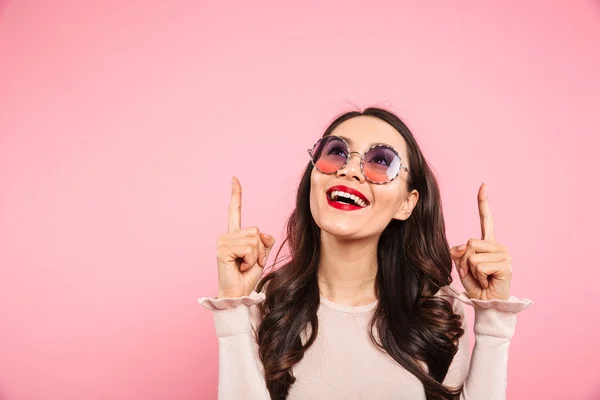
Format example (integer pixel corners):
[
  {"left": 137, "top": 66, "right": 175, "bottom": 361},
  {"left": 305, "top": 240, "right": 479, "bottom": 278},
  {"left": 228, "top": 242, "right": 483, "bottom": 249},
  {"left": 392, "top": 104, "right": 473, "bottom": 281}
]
[{"left": 256, "top": 107, "right": 464, "bottom": 399}]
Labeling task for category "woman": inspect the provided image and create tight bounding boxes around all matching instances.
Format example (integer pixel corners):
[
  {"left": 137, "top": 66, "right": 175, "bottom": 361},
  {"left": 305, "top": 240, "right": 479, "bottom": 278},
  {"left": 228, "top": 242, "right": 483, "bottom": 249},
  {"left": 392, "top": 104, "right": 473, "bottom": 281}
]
[{"left": 199, "top": 108, "right": 532, "bottom": 400}]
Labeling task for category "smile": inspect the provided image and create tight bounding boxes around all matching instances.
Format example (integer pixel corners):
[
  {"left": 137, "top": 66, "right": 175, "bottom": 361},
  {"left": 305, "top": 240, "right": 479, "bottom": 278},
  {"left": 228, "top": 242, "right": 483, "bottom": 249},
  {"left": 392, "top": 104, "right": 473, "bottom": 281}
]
[{"left": 326, "top": 185, "right": 370, "bottom": 210}]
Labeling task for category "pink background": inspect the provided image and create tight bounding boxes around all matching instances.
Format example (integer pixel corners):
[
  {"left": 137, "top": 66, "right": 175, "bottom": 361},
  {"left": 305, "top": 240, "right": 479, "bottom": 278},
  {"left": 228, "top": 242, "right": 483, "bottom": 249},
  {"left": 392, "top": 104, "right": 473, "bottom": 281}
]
[{"left": 1, "top": 1, "right": 599, "bottom": 399}]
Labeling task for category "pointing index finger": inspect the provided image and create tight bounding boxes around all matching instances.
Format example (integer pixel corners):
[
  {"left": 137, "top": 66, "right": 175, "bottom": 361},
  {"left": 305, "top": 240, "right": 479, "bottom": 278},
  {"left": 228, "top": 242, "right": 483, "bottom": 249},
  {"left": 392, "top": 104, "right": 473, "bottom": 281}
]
[
  {"left": 228, "top": 176, "right": 242, "bottom": 232},
  {"left": 478, "top": 183, "right": 496, "bottom": 242}
]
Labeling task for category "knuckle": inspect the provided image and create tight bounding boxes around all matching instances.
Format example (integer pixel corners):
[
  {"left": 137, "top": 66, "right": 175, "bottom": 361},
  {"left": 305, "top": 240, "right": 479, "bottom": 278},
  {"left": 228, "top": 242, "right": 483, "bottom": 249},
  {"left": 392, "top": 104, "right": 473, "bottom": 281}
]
[
  {"left": 466, "top": 238, "right": 477, "bottom": 247},
  {"left": 249, "top": 226, "right": 260, "bottom": 235},
  {"left": 215, "top": 246, "right": 226, "bottom": 261},
  {"left": 216, "top": 243, "right": 230, "bottom": 255}
]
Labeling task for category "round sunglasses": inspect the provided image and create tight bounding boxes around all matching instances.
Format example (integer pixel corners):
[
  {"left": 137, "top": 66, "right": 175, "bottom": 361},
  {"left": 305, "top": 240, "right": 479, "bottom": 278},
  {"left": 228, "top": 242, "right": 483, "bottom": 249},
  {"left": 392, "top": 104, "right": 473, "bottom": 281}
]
[{"left": 307, "top": 135, "right": 409, "bottom": 184}]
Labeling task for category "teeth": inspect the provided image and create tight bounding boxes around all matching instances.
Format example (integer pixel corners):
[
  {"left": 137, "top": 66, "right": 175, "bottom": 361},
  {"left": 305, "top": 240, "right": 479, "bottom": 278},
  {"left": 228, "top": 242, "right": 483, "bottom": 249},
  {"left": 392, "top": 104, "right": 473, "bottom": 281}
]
[{"left": 329, "top": 190, "right": 367, "bottom": 207}]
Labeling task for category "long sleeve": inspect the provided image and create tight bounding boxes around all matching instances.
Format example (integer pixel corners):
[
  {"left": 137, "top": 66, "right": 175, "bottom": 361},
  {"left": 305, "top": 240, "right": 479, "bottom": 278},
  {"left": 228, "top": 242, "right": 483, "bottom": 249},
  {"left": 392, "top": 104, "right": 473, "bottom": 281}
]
[
  {"left": 198, "top": 291, "right": 271, "bottom": 400},
  {"left": 441, "top": 287, "right": 533, "bottom": 400}
]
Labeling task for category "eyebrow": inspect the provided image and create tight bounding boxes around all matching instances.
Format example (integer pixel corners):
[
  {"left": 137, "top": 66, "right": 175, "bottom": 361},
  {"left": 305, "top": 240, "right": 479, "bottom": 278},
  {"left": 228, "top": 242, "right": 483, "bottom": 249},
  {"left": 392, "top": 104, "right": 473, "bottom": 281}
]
[
  {"left": 339, "top": 135, "right": 390, "bottom": 150},
  {"left": 338, "top": 135, "right": 354, "bottom": 145}
]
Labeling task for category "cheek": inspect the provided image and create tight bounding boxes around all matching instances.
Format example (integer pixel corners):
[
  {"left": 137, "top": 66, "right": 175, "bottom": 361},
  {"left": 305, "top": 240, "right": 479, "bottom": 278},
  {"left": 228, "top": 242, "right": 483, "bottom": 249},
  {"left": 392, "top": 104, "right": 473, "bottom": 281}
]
[
  {"left": 309, "top": 169, "right": 318, "bottom": 197},
  {"left": 310, "top": 168, "right": 328, "bottom": 194},
  {"left": 309, "top": 170, "right": 322, "bottom": 211},
  {"left": 373, "top": 185, "right": 406, "bottom": 215}
]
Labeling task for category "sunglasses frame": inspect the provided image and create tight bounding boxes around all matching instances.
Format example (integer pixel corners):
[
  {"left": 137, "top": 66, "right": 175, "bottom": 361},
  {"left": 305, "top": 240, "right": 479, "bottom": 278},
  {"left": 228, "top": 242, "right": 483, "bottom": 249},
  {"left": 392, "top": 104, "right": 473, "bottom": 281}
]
[{"left": 307, "top": 135, "right": 410, "bottom": 185}]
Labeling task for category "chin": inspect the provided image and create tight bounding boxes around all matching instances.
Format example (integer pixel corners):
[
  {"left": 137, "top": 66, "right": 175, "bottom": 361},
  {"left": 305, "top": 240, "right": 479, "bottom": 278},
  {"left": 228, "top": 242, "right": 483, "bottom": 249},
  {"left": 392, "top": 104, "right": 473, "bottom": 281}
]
[
  {"left": 313, "top": 210, "right": 370, "bottom": 239},
  {"left": 310, "top": 195, "right": 367, "bottom": 238},
  {"left": 319, "top": 221, "right": 361, "bottom": 238}
]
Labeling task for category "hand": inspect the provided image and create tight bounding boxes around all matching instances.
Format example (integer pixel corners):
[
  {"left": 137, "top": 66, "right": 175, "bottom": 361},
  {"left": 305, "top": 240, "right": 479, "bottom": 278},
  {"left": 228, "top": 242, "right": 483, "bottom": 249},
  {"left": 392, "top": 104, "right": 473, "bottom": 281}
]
[
  {"left": 450, "top": 183, "right": 512, "bottom": 301},
  {"left": 215, "top": 177, "right": 276, "bottom": 299}
]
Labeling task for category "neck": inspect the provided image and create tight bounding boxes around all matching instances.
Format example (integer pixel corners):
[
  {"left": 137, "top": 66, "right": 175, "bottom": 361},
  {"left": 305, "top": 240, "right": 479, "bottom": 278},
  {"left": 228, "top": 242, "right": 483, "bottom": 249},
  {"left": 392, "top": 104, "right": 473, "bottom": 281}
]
[{"left": 317, "top": 232, "right": 379, "bottom": 307}]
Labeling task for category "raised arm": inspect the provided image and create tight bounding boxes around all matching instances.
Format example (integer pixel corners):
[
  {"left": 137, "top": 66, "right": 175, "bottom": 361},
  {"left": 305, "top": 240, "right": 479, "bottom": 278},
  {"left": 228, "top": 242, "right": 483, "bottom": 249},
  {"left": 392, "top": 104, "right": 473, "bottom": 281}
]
[
  {"left": 199, "top": 177, "right": 275, "bottom": 400},
  {"left": 445, "top": 183, "right": 533, "bottom": 399}
]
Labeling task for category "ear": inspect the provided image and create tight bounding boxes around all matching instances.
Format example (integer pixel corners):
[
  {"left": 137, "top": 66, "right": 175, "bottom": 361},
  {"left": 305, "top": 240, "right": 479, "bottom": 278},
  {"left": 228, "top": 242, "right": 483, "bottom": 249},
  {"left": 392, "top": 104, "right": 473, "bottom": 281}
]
[{"left": 393, "top": 189, "right": 419, "bottom": 221}]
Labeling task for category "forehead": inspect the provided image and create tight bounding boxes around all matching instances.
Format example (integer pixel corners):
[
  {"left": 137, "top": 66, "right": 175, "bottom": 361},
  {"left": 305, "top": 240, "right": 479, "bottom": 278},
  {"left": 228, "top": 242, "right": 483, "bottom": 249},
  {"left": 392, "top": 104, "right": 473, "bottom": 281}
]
[{"left": 331, "top": 115, "right": 408, "bottom": 154}]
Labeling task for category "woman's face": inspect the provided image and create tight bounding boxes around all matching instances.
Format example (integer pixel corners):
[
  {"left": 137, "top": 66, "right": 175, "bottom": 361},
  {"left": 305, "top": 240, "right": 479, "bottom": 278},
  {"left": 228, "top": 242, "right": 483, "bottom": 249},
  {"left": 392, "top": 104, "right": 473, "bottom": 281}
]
[{"left": 309, "top": 116, "right": 419, "bottom": 240}]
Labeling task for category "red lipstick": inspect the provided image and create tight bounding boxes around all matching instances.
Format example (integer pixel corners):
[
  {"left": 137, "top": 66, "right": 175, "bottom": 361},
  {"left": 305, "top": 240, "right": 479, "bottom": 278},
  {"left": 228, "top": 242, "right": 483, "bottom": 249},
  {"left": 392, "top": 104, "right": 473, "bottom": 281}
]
[{"left": 326, "top": 185, "right": 370, "bottom": 211}]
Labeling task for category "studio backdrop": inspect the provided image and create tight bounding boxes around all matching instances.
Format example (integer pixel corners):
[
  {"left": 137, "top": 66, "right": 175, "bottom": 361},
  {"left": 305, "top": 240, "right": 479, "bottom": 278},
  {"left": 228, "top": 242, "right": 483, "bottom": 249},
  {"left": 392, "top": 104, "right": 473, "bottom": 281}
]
[{"left": 1, "top": 1, "right": 599, "bottom": 400}]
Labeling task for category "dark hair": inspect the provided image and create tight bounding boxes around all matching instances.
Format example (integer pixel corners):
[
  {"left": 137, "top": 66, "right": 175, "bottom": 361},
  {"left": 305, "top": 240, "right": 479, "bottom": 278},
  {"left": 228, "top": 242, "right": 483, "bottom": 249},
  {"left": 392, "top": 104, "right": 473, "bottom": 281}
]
[{"left": 256, "top": 107, "right": 464, "bottom": 399}]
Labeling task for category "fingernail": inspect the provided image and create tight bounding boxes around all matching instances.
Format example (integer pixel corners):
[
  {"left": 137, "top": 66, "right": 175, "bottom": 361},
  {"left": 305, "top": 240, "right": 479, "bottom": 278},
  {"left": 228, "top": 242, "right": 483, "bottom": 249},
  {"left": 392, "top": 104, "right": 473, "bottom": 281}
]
[{"left": 458, "top": 244, "right": 466, "bottom": 251}]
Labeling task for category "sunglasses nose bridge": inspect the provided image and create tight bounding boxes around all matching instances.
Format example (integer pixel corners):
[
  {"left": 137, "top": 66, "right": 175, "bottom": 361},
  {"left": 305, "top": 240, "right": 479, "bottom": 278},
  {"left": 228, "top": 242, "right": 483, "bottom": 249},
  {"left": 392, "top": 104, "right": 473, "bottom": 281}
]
[
  {"left": 337, "top": 151, "right": 365, "bottom": 182},
  {"left": 348, "top": 150, "right": 364, "bottom": 163},
  {"left": 345, "top": 151, "right": 363, "bottom": 167}
]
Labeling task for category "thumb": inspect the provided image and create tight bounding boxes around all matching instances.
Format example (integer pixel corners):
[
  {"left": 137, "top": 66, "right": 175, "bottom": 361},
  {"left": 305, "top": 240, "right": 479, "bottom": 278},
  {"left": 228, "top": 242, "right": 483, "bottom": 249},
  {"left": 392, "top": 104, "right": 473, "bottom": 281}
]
[
  {"left": 260, "top": 232, "right": 276, "bottom": 258},
  {"left": 450, "top": 244, "right": 466, "bottom": 263}
]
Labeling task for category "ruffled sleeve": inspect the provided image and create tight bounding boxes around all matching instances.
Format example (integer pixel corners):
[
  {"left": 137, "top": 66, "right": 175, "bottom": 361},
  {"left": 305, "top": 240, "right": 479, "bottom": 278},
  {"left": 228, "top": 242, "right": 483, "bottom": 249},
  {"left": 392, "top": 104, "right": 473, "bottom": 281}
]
[
  {"left": 447, "top": 289, "right": 533, "bottom": 339},
  {"left": 198, "top": 291, "right": 266, "bottom": 337},
  {"left": 452, "top": 291, "right": 532, "bottom": 312}
]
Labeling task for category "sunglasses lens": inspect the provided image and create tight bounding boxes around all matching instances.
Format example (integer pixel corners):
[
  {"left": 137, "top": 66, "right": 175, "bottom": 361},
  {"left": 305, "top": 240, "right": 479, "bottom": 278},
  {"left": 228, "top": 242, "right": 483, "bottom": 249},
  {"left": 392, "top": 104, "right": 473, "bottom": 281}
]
[
  {"left": 363, "top": 146, "right": 401, "bottom": 183},
  {"left": 310, "top": 136, "right": 348, "bottom": 173}
]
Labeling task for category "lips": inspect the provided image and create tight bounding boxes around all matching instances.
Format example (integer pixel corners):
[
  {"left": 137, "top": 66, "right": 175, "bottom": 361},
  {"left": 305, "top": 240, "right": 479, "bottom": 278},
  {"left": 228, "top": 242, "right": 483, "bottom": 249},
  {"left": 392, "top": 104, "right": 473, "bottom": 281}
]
[{"left": 326, "top": 185, "right": 370, "bottom": 211}]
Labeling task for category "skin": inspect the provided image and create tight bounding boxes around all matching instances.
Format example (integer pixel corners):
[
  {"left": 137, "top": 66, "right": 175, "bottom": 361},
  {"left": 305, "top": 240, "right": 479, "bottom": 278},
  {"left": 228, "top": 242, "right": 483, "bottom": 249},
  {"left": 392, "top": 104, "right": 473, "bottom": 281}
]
[
  {"left": 215, "top": 176, "right": 275, "bottom": 299},
  {"left": 449, "top": 184, "right": 512, "bottom": 301},
  {"left": 216, "top": 116, "right": 512, "bottom": 302},
  {"left": 309, "top": 116, "right": 418, "bottom": 305}
]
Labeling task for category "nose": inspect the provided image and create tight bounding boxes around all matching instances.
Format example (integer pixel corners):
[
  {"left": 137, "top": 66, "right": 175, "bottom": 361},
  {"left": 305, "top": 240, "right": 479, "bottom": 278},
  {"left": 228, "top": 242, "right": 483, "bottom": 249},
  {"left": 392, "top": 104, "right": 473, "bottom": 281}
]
[{"left": 336, "top": 152, "right": 365, "bottom": 183}]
